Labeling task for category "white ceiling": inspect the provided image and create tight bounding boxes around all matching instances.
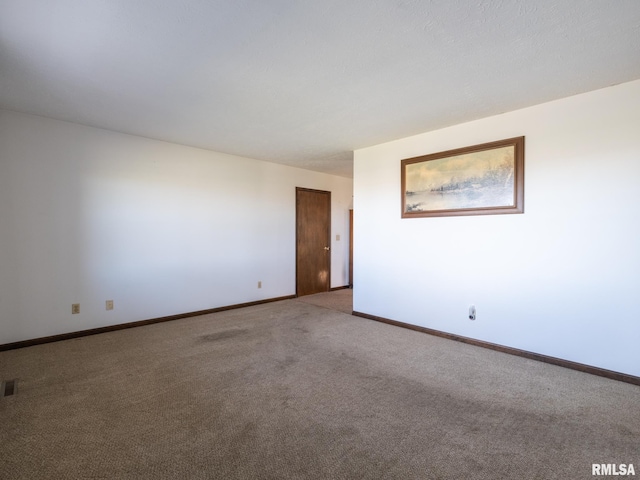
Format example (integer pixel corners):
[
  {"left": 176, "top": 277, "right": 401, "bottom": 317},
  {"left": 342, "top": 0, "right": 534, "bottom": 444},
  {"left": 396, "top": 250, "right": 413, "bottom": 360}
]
[{"left": 1, "top": 1, "right": 639, "bottom": 178}]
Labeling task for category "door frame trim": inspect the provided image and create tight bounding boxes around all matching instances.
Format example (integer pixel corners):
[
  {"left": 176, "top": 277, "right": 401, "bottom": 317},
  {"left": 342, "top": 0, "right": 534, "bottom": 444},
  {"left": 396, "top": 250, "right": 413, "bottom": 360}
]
[{"left": 295, "top": 187, "right": 332, "bottom": 297}]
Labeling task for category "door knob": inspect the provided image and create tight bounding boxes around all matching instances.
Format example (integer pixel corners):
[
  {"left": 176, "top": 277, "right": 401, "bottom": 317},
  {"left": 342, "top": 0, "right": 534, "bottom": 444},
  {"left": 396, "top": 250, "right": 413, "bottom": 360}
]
[{"left": 324, "top": 246, "right": 331, "bottom": 251}]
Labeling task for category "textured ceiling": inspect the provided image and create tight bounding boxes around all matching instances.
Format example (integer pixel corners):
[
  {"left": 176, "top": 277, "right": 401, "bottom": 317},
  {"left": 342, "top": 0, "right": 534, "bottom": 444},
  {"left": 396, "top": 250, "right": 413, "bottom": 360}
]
[{"left": 1, "top": 1, "right": 639, "bottom": 178}]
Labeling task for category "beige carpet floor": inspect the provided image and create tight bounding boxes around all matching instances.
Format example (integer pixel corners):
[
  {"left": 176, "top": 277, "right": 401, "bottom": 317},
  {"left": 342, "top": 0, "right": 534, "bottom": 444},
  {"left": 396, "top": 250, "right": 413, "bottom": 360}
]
[
  {"left": 1, "top": 294, "right": 638, "bottom": 479},
  {"left": 294, "top": 288, "right": 353, "bottom": 314}
]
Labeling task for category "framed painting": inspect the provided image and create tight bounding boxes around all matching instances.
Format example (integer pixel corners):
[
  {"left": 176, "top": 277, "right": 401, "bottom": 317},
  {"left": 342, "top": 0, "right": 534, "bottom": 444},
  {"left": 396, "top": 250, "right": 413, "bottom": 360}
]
[{"left": 401, "top": 136, "right": 524, "bottom": 218}]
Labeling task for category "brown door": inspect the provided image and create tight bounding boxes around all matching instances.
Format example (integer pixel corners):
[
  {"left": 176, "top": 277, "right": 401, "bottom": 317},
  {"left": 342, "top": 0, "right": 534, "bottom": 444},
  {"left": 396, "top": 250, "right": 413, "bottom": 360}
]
[{"left": 296, "top": 187, "right": 331, "bottom": 297}]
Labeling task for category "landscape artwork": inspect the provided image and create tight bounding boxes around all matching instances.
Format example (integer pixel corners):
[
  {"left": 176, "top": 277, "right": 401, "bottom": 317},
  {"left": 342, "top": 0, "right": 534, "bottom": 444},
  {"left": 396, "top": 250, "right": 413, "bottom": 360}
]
[{"left": 401, "top": 137, "right": 524, "bottom": 218}]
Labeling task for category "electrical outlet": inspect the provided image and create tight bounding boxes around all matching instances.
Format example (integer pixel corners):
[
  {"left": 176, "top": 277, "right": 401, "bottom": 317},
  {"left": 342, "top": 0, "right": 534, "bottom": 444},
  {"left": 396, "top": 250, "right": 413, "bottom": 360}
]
[
  {"left": 258, "top": 281, "right": 262, "bottom": 288},
  {"left": 72, "top": 304, "right": 80, "bottom": 314},
  {"left": 106, "top": 300, "right": 114, "bottom": 311},
  {"left": 336, "top": 234, "right": 340, "bottom": 241}
]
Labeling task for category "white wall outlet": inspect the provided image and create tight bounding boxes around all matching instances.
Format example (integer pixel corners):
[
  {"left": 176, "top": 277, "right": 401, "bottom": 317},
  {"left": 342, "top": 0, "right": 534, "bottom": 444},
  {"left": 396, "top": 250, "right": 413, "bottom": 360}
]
[
  {"left": 469, "top": 305, "right": 476, "bottom": 321},
  {"left": 336, "top": 234, "right": 340, "bottom": 241},
  {"left": 258, "top": 281, "right": 262, "bottom": 288},
  {"left": 72, "top": 303, "right": 80, "bottom": 314},
  {"left": 106, "top": 300, "right": 114, "bottom": 310}
]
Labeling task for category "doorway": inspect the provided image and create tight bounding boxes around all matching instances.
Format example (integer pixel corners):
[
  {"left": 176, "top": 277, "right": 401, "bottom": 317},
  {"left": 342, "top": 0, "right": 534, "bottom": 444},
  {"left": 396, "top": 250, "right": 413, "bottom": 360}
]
[{"left": 296, "top": 187, "right": 331, "bottom": 297}]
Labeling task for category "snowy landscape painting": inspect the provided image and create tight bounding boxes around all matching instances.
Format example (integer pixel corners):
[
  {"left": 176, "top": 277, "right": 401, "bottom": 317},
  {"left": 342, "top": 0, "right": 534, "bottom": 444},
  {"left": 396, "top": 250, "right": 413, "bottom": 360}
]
[{"left": 401, "top": 137, "right": 524, "bottom": 218}]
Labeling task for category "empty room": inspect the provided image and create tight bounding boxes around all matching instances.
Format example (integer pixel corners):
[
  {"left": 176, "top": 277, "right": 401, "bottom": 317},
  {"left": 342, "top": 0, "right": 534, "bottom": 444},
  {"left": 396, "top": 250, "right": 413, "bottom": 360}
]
[{"left": 1, "top": 1, "right": 639, "bottom": 479}]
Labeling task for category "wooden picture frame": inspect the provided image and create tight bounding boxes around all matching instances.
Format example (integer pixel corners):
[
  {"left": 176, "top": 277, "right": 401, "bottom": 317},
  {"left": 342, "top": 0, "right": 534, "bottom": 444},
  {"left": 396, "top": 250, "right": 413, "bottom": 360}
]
[{"left": 401, "top": 136, "right": 524, "bottom": 218}]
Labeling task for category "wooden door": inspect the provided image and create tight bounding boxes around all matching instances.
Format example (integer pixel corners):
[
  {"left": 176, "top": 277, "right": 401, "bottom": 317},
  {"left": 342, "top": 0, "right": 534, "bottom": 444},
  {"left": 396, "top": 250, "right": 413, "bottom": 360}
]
[{"left": 296, "top": 188, "right": 331, "bottom": 297}]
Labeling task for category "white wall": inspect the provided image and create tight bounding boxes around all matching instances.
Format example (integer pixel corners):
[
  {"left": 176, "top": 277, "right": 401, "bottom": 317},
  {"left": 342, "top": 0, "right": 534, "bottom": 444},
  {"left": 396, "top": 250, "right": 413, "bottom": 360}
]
[
  {"left": 0, "top": 110, "right": 353, "bottom": 344},
  {"left": 353, "top": 80, "right": 640, "bottom": 377}
]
